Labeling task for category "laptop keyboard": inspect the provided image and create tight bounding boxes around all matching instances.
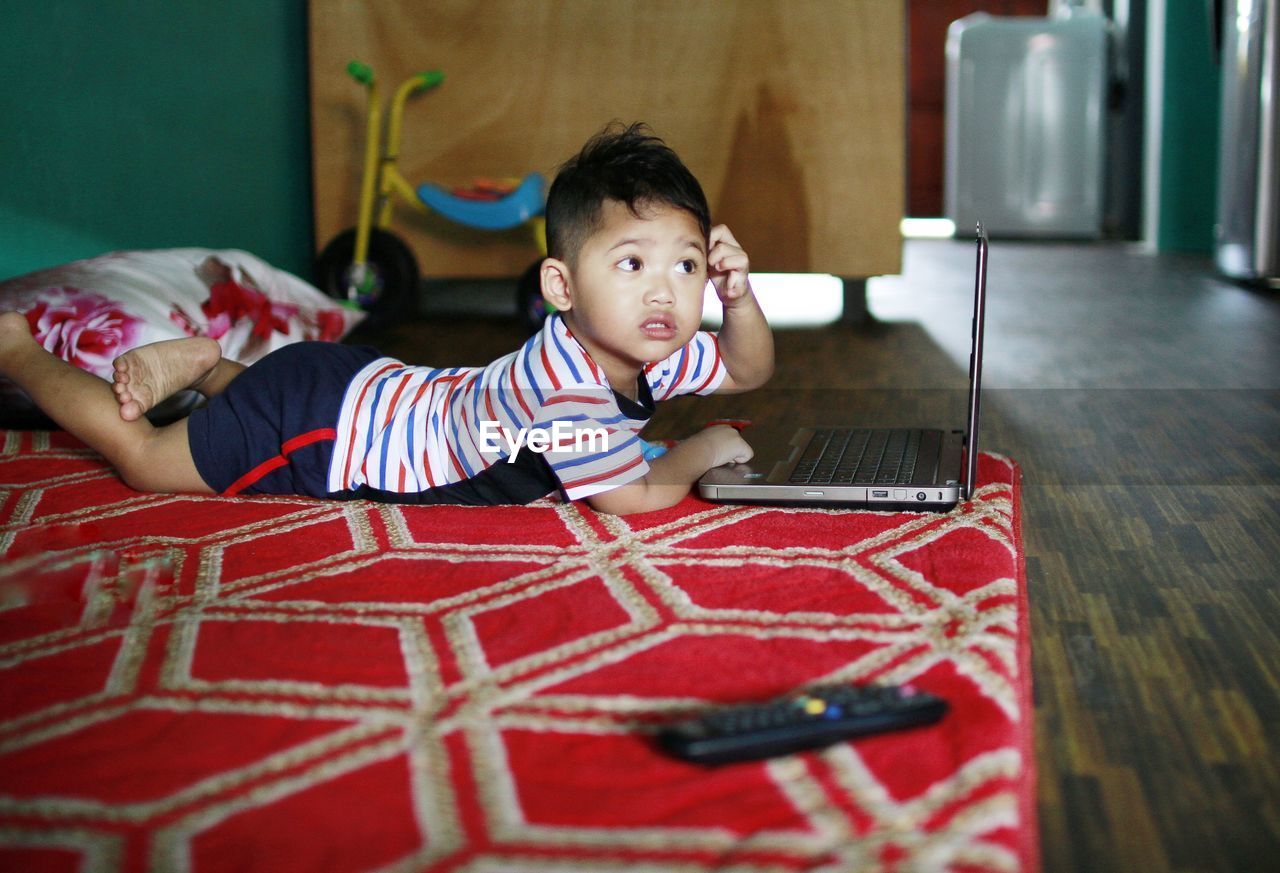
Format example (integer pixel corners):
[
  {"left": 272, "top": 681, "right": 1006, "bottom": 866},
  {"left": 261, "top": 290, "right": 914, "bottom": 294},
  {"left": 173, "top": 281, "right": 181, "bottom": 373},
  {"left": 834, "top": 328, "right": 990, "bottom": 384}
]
[{"left": 788, "top": 428, "right": 921, "bottom": 485}]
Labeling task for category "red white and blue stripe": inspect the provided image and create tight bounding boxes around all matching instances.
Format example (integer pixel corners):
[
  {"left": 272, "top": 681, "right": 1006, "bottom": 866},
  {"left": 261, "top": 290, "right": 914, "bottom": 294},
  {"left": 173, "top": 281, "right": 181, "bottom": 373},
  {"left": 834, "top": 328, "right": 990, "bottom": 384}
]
[{"left": 327, "top": 314, "right": 725, "bottom": 501}]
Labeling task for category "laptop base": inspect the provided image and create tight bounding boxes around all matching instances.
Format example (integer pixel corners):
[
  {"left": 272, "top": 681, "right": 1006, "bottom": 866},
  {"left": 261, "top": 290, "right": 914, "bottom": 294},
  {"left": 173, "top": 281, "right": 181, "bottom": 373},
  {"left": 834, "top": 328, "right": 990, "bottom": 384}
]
[{"left": 697, "top": 426, "right": 964, "bottom": 510}]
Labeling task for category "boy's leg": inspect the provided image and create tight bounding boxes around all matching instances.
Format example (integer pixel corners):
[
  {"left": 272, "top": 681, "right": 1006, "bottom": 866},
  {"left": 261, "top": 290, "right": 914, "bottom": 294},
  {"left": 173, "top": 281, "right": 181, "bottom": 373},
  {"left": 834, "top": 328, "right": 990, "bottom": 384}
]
[
  {"left": 112, "top": 336, "right": 246, "bottom": 422},
  {"left": 0, "top": 313, "right": 212, "bottom": 494}
]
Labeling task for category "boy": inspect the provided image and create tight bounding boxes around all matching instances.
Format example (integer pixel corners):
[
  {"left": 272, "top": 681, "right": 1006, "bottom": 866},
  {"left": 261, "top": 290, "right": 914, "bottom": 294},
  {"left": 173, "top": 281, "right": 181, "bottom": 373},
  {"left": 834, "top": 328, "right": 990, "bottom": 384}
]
[{"left": 0, "top": 123, "right": 773, "bottom": 515}]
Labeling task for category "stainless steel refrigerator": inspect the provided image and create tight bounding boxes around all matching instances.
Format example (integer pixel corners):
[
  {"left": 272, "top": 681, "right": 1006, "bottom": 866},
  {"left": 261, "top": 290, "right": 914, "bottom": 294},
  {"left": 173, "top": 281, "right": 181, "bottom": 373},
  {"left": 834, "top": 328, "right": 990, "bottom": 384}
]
[{"left": 1216, "top": 0, "right": 1280, "bottom": 284}]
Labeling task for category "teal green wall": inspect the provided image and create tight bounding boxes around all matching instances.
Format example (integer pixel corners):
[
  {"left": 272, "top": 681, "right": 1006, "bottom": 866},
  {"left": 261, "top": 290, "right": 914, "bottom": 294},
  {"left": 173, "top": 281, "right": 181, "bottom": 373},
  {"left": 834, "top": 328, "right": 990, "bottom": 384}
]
[
  {"left": 0, "top": 1, "right": 313, "bottom": 280},
  {"left": 1157, "top": 0, "right": 1221, "bottom": 253}
]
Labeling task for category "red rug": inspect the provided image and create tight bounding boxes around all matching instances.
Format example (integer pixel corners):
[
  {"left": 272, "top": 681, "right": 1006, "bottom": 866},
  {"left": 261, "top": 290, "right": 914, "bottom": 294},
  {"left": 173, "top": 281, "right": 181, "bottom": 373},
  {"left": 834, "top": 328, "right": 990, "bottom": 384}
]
[{"left": 0, "top": 430, "right": 1037, "bottom": 872}]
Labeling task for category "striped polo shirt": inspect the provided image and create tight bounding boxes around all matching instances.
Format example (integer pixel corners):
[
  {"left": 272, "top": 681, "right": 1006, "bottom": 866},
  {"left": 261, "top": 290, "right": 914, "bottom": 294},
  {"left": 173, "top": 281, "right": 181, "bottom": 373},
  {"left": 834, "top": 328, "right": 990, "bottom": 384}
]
[{"left": 326, "top": 313, "right": 725, "bottom": 502}]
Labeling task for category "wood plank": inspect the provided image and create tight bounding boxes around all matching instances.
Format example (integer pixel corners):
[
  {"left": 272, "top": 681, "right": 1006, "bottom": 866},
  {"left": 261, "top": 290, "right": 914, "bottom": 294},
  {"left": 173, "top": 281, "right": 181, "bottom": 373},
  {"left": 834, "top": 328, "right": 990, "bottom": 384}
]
[{"left": 309, "top": 0, "right": 904, "bottom": 278}]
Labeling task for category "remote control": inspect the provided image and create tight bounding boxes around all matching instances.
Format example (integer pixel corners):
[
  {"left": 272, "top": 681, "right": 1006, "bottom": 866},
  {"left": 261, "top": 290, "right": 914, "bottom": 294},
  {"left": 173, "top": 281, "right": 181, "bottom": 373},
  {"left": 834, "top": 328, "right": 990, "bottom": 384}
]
[{"left": 657, "top": 683, "right": 948, "bottom": 765}]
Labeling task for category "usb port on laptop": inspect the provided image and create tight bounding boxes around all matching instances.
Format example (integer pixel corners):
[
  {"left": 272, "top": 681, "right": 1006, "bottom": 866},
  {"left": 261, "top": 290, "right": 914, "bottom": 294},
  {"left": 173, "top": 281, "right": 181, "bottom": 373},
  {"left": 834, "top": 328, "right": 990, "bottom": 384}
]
[{"left": 872, "top": 490, "right": 889, "bottom": 498}]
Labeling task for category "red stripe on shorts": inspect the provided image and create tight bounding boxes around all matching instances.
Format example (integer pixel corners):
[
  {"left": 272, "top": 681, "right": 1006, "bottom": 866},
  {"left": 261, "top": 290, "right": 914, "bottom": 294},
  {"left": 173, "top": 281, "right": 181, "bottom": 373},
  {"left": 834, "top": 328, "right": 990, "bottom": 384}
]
[{"left": 222, "top": 428, "right": 338, "bottom": 496}]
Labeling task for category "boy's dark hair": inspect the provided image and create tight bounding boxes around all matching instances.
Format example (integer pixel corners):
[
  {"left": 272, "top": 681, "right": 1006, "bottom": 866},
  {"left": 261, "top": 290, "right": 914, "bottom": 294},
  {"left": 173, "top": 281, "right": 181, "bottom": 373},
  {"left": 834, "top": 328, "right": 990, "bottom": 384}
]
[{"left": 545, "top": 122, "right": 711, "bottom": 266}]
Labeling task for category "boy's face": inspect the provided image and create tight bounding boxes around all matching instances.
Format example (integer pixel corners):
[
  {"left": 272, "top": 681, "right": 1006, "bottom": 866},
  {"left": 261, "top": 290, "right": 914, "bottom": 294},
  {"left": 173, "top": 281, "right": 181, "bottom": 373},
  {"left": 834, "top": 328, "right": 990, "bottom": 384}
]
[{"left": 550, "top": 199, "right": 707, "bottom": 390}]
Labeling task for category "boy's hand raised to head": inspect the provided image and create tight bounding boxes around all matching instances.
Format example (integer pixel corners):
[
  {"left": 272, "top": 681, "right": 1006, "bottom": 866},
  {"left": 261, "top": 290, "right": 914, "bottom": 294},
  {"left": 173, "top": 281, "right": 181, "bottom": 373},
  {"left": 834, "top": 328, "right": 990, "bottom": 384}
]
[
  {"left": 708, "top": 225, "right": 753, "bottom": 306},
  {"left": 706, "top": 224, "right": 774, "bottom": 395}
]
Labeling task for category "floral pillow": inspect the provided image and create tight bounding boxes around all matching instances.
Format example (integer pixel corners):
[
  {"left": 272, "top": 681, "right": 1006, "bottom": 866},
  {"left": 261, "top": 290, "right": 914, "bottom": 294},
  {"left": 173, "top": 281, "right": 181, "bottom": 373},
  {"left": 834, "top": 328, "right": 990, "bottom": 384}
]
[{"left": 0, "top": 249, "right": 364, "bottom": 421}]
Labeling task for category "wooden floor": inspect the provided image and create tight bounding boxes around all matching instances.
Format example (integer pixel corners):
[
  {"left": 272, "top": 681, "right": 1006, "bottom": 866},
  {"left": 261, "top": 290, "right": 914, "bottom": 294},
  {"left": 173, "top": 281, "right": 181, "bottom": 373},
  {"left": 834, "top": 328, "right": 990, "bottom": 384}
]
[{"left": 356, "top": 238, "right": 1280, "bottom": 872}]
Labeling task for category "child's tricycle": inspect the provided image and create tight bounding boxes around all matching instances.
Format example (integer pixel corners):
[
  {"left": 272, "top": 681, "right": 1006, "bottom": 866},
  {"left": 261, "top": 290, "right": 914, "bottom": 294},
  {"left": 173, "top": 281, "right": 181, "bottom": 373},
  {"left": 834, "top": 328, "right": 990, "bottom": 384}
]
[{"left": 315, "top": 61, "right": 549, "bottom": 331}]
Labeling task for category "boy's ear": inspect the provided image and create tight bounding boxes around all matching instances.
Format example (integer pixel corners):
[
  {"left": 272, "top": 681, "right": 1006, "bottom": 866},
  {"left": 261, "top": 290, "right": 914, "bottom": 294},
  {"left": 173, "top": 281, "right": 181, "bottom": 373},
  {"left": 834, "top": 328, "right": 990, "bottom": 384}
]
[{"left": 540, "top": 258, "right": 574, "bottom": 311}]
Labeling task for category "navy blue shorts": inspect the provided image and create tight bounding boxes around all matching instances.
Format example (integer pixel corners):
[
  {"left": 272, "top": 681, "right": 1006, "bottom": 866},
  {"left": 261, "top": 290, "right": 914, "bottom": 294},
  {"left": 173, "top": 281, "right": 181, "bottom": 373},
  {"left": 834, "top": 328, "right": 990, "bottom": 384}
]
[{"left": 187, "top": 343, "right": 382, "bottom": 497}]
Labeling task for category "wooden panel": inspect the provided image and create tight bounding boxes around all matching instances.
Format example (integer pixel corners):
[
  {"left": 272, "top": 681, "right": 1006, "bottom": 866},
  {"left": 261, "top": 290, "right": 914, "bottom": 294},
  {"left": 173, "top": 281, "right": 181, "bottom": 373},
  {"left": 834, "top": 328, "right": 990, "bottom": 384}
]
[{"left": 309, "top": 0, "right": 904, "bottom": 279}]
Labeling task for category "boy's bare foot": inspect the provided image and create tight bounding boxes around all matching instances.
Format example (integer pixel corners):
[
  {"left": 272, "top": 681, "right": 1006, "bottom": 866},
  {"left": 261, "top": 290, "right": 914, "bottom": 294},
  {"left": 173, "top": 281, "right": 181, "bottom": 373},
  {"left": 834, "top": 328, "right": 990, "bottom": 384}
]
[{"left": 112, "top": 337, "right": 222, "bottom": 421}]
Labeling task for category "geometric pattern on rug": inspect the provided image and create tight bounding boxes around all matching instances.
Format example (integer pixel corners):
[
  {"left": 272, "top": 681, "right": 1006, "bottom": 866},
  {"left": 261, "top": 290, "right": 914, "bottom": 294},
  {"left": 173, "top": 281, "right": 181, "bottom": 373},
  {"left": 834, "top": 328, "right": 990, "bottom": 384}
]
[{"left": 0, "top": 429, "right": 1036, "bottom": 872}]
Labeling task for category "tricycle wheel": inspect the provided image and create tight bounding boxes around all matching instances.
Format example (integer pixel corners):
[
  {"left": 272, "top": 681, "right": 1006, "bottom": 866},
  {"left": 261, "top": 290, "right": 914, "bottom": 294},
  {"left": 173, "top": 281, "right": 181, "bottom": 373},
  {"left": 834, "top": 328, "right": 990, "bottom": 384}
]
[
  {"left": 516, "top": 258, "right": 549, "bottom": 335},
  {"left": 315, "top": 228, "right": 419, "bottom": 323}
]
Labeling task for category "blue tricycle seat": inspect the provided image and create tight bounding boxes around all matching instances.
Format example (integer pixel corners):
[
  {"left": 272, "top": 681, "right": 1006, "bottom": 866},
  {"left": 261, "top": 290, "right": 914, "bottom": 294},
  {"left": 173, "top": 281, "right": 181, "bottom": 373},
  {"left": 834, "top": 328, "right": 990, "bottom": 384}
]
[{"left": 417, "top": 172, "right": 545, "bottom": 231}]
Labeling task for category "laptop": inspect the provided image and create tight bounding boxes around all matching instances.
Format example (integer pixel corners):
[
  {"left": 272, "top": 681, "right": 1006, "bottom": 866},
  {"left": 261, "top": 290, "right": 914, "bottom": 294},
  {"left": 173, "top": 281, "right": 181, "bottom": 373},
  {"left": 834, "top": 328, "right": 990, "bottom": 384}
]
[{"left": 697, "top": 223, "right": 988, "bottom": 511}]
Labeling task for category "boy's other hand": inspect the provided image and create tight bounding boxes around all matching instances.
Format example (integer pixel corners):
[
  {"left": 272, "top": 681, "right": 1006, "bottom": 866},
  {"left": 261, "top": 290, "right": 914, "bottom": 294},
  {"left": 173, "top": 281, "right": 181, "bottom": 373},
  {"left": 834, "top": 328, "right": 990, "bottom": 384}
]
[
  {"left": 696, "top": 424, "right": 754, "bottom": 467},
  {"left": 708, "top": 225, "right": 753, "bottom": 306}
]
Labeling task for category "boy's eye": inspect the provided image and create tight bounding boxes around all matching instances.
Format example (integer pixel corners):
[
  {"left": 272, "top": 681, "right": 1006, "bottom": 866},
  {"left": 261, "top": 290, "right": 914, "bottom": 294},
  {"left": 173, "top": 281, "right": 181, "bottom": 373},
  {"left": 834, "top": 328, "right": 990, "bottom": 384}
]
[
  {"left": 617, "top": 256, "right": 642, "bottom": 272},
  {"left": 676, "top": 259, "right": 700, "bottom": 275}
]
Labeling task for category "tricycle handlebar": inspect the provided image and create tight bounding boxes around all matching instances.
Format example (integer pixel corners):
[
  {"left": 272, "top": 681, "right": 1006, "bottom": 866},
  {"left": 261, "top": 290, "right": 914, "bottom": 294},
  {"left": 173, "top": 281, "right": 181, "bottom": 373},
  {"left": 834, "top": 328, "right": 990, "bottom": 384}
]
[
  {"left": 346, "top": 61, "right": 444, "bottom": 93},
  {"left": 346, "top": 60, "right": 374, "bottom": 85},
  {"left": 417, "top": 70, "right": 445, "bottom": 91}
]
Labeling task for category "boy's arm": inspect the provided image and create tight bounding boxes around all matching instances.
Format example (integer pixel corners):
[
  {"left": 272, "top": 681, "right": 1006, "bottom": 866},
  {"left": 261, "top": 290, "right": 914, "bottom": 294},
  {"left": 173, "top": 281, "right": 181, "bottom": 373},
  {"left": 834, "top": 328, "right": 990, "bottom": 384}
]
[
  {"left": 584, "top": 425, "right": 751, "bottom": 515},
  {"left": 708, "top": 224, "right": 774, "bottom": 394}
]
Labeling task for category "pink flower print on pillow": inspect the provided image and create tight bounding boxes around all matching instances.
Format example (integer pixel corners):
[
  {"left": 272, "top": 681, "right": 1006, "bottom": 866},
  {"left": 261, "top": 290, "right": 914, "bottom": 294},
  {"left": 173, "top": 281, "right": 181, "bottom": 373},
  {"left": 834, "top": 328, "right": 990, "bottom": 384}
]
[
  {"left": 313, "top": 308, "right": 347, "bottom": 342},
  {"left": 25, "top": 287, "right": 142, "bottom": 378},
  {"left": 201, "top": 279, "right": 300, "bottom": 342}
]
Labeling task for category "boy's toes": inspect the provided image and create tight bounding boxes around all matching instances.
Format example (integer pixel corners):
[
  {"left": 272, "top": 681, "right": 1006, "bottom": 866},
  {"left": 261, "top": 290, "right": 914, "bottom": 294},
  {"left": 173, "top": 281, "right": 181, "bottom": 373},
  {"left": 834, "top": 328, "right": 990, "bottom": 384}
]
[{"left": 118, "top": 399, "right": 143, "bottom": 422}]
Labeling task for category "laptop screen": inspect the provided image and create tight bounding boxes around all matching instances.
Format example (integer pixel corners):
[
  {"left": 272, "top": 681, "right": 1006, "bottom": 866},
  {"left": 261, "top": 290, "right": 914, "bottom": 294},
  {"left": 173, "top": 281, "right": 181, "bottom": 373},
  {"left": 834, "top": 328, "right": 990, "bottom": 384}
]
[{"left": 963, "top": 224, "right": 988, "bottom": 500}]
